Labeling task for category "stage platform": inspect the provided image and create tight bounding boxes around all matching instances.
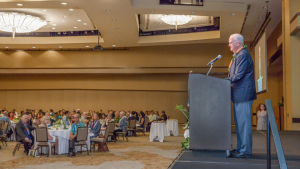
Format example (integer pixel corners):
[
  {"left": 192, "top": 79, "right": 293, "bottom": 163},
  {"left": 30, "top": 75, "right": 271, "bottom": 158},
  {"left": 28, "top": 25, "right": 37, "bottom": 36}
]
[{"left": 170, "top": 130, "right": 300, "bottom": 169}]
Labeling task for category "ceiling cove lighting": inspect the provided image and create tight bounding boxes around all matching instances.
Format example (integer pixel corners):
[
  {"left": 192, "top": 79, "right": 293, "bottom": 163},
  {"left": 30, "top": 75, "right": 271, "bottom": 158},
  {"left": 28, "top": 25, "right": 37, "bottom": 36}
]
[
  {"left": 0, "top": 12, "right": 47, "bottom": 38},
  {"left": 160, "top": 15, "right": 192, "bottom": 30}
]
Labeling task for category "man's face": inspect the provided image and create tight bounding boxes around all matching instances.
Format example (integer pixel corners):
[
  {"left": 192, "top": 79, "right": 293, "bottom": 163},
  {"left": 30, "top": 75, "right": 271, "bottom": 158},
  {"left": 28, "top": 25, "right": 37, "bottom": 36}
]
[
  {"left": 74, "top": 115, "right": 79, "bottom": 123},
  {"left": 228, "top": 37, "right": 240, "bottom": 53},
  {"left": 54, "top": 114, "right": 58, "bottom": 117},
  {"left": 83, "top": 113, "right": 87, "bottom": 118},
  {"left": 22, "top": 115, "right": 28, "bottom": 123},
  {"left": 46, "top": 112, "right": 50, "bottom": 117},
  {"left": 120, "top": 113, "right": 123, "bottom": 117}
]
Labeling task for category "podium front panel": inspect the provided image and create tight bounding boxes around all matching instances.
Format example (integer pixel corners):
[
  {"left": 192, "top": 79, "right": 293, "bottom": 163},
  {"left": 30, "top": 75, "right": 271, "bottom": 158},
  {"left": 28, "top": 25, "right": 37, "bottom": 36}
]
[{"left": 189, "top": 74, "right": 231, "bottom": 150}]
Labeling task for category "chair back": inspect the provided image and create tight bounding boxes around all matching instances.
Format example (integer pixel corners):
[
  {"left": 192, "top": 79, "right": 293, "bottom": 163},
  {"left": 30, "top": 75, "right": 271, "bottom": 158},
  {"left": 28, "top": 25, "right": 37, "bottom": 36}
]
[
  {"left": 2, "top": 122, "right": 8, "bottom": 133},
  {"left": 103, "top": 125, "right": 110, "bottom": 141},
  {"left": 35, "top": 127, "right": 48, "bottom": 142},
  {"left": 0, "top": 121, "right": 4, "bottom": 129},
  {"left": 77, "top": 127, "right": 88, "bottom": 141},
  {"left": 144, "top": 117, "right": 149, "bottom": 128},
  {"left": 12, "top": 126, "right": 17, "bottom": 142},
  {"left": 125, "top": 121, "right": 129, "bottom": 132},
  {"left": 129, "top": 120, "right": 136, "bottom": 128},
  {"left": 108, "top": 122, "right": 115, "bottom": 133}
]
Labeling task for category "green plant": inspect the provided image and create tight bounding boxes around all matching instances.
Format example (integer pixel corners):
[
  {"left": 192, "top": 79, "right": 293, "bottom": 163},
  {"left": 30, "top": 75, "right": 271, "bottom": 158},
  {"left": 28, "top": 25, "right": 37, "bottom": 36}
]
[
  {"left": 175, "top": 105, "right": 189, "bottom": 129},
  {"left": 181, "top": 137, "right": 189, "bottom": 149},
  {"left": 278, "top": 102, "right": 284, "bottom": 106}
]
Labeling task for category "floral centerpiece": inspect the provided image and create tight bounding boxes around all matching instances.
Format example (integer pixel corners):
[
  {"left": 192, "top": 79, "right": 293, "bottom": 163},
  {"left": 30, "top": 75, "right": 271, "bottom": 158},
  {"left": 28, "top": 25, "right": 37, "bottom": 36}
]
[
  {"left": 13, "top": 117, "right": 20, "bottom": 123},
  {"left": 54, "top": 119, "right": 66, "bottom": 129}
]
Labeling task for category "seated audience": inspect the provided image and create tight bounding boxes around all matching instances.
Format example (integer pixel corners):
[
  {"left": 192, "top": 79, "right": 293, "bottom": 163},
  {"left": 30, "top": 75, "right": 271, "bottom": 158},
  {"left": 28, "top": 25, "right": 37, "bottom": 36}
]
[
  {"left": 105, "top": 114, "right": 114, "bottom": 126},
  {"left": 161, "top": 111, "right": 167, "bottom": 121},
  {"left": 68, "top": 114, "right": 85, "bottom": 157},
  {"left": 137, "top": 111, "right": 146, "bottom": 128},
  {"left": 99, "top": 113, "right": 107, "bottom": 126},
  {"left": 0, "top": 111, "right": 12, "bottom": 138},
  {"left": 155, "top": 111, "right": 159, "bottom": 117},
  {"left": 15, "top": 115, "right": 35, "bottom": 155},
  {"left": 9, "top": 111, "right": 15, "bottom": 120},
  {"left": 149, "top": 110, "right": 157, "bottom": 122},
  {"left": 113, "top": 111, "right": 127, "bottom": 141},
  {"left": 63, "top": 111, "right": 71, "bottom": 126},
  {"left": 80, "top": 112, "right": 89, "bottom": 126},
  {"left": 54, "top": 112, "right": 62, "bottom": 121},
  {"left": 89, "top": 114, "right": 101, "bottom": 139},
  {"left": 114, "top": 111, "right": 120, "bottom": 123},
  {"left": 27, "top": 112, "right": 33, "bottom": 126},
  {"left": 127, "top": 111, "right": 137, "bottom": 121}
]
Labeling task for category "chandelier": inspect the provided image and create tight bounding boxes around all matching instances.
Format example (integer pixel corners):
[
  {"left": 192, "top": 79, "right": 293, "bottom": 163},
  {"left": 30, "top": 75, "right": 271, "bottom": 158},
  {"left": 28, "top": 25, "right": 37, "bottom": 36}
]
[
  {"left": 160, "top": 15, "right": 192, "bottom": 30},
  {"left": 0, "top": 12, "right": 48, "bottom": 38}
]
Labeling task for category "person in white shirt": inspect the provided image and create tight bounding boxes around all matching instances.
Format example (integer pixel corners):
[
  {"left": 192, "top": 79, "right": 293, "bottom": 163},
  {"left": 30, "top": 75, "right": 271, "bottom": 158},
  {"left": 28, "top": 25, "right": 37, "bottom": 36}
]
[
  {"left": 80, "top": 112, "right": 89, "bottom": 126},
  {"left": 149, "top": 111, "right": 157, "bottom": 122}
]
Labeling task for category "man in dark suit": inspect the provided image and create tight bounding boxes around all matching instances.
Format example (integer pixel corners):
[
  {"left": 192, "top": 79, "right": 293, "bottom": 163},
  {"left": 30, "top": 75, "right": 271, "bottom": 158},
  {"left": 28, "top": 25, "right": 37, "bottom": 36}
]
[
  {"left": 15, "top": 114, "right": 35, "bottom": 155},
  {"left": 226, "top": 34, "right": 257, "bottom": 158}
]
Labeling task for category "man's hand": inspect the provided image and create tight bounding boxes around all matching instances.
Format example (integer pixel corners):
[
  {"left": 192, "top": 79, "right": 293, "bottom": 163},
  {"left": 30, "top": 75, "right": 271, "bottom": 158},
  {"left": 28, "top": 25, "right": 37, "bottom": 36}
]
[
  {"left": 25, "top": 137, "right": 29, "bottom": 142},
  {"left": 190, "top": 70, "right": 193, "bottom": 74},
  {"left": 69, "top": 135, "right": 75, "bottom": 140}
]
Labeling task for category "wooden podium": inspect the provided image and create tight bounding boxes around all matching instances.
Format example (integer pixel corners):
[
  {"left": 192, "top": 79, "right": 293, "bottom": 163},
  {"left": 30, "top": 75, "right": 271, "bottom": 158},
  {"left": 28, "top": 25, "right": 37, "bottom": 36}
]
[{"left": 189, "top": 74, "right": 231, "bottom": 150}]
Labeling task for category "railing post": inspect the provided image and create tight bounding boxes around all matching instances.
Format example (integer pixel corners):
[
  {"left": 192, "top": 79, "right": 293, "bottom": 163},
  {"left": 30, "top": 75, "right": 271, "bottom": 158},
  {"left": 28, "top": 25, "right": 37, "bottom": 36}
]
[{"left": 267, "top": 116, "right": 271, "bottom": 169}]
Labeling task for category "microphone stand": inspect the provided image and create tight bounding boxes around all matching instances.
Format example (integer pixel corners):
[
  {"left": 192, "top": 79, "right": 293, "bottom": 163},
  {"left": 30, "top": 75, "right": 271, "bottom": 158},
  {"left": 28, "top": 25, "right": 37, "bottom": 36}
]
[{"left": 207, "top": 63, "right": 213, "bottom": 76}]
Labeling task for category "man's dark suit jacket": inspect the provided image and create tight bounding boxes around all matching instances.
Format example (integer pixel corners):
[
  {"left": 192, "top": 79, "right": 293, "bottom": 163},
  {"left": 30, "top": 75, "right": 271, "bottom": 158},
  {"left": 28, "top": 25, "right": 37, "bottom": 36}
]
[
  {"left": 226, "top": 48, "right": 257, "bottom": 103},
  {"left": 15, "top": 120, "right": 35, "bottom": 142}
]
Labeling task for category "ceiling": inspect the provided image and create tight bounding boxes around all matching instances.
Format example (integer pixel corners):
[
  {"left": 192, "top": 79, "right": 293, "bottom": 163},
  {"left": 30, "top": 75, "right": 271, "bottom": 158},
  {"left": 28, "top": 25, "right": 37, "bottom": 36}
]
[{"left": 0, "top": 0, "right": 282, "bottom": 49}]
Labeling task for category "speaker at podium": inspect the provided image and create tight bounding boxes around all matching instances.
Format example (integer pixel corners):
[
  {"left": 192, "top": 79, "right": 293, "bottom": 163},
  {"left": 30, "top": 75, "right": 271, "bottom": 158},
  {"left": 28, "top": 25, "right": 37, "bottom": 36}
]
[{"left": 189, "top": 74, "right": 231, "bottom": 150}]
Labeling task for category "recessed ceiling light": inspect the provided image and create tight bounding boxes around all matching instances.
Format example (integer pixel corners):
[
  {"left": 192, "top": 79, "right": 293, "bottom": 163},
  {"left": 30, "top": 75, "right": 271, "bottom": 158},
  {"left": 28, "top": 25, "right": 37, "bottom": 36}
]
[
  {"left": 259, "top": 17, "right": 262, "bottom": 18},
  {"left": 52, "top": 27, "right": 55, "bottom": 29},
  {"left": 106, "top": 10, "right": 110, "bottom": 12},
  {"left": 77, "top": 20, "right": 81, "bottom": 22},
  {"left": 230, "top": 23, "right": 233, "bottom": 25},
  {"left": 62, "top": 2, "right": 67, "bottom": 5},
  {"left": 232, "top": 13, "right": 235, "bottom": 15},
  {"left": 168, "top": 43, "right": 170, "bottom": 44},
  {"left": 119, "top": 34, "right": 121, "bottom": 36},
  {"left": 112, "top": 45, "right": 116, "bottom": 47},
  {"left": 112, "top": 20, "right": 116, "bottom": 21},
  {"left": 83, "top": 23, "right": 87, "bottom": 25},
  {"left": 191, "top": 12, "right": 195, "bottom": 14},
  {"left": 62, "top": 20, "right": 65, "bottom": 22},
  {"left": 86, "top": 46, "right": 89, "bottom": 47},
  {"left": 42, "top": 10, "right": 47, "bottom": 12},
  {"left": 116, "top": 28, "right": 120, "bottom": 29},
  {"left": 32, "top": 47, "right": 36, "bottom": 48},
  {"left": 197, "top": 41, "right": 199, "bottom": 42},
  {"left": 69, "top": 9, "right": 74, "bottom": 11},
  {"left": 74, "top": 27, "right": 77, "bottom": 28},
  {"left": 63, "top": 16, "right": 67, "bottom": 18},
  {"left": 5, "top": 46, "right": 8, "bottom": 48},
  {"left": 59, "top": 46, "right": 62, "bottom": 48},
  {"left": 255, "top": 25, "right": 258, "bottom": 26},
  {"left": 150, "top": 10, "right": 155, "bottom": 12},
  {"left": 17, "top": 4, "right": 23, "bottom": 6},
  {"left": 53, "top": 24, "right": 56, "bottom": 26},
  {"left": 264, "top": 6, "right": 267, "bottom": 9},
  {"left": 229, "top": 31, "right": 231, "bottom": 33}
]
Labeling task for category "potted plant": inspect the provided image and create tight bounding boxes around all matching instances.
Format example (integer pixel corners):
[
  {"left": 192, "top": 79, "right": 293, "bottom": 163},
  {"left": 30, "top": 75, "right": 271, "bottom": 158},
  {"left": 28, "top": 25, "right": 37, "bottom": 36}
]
[{"left": 175, "top": 105, "right": 190, "bottom": 149}]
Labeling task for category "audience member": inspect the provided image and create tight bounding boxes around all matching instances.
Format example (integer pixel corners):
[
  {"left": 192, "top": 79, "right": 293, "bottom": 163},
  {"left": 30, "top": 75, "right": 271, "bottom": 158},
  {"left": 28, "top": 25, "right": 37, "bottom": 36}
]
[
  {"left": 0, "top": 111, "right": 12, "bottom": 138},
  {"left": 54, "top": 112, "right": 62, "bottom": 121},
  {"left": 9, "top": 111, "right": 15, "bottom": 120},
  {"left": 149, "top": 110, "right": 157, "bottom": 122},
  {"left": 113, "top": 111, "right": 127, "bottom": 141},
  {"left": 137, "top": 111, "right": 146, "bottom": 128},
  {"left": 114, "top": 111, "right": 120, "bottom": 123},
  {"left": 161, "top": 111, "right": 167, "bottom": 121},
  {"left": 15, "top": 115, "right": 35, "bottom": 155},
  {"left": 89, "top": 114, "right": 101, "bottom": 139},
  {"left": 80, "top": 112, "right": 89, "bottom": 126},
  {"left": 99, "top": 113, "right": 107, "bottom": 126},
  {"left": 257, "top": 103, "right": 268, "bottom": 130},
  {"left": 68, "top": 114, "right": 85, "bottom": 157},
  {"left": 63, "top": 111, "right": 71, "bottom": 126}
]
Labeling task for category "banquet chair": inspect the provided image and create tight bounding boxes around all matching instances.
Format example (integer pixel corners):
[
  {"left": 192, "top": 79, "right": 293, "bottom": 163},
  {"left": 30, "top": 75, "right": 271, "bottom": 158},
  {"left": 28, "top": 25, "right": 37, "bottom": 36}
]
[
  {"left": 12, "top": 126, "right": 23, "bottom": 156},
  {"left": 0, "top": 122, "right": 8, "bottom": 147},
  {"left": 35, "top": 127, "right": 56, "bottom": 157},
  {"left": 74, "top": 127, "right": 89, "bottom": 155},
  {"left": 107, "top": 122, "right": 116, "bottom": 143},
  {"left": 136, "top": 117, "right": 148, "bottom": 136},
  {"left": 127, "top": 120, "right": 137, "bottom": 137},
  {"left": 115, "top": 121, "right": 129, "bottom": 142},
  {"left": 90, "top": 124, "right": 110, "bottom": 152}
]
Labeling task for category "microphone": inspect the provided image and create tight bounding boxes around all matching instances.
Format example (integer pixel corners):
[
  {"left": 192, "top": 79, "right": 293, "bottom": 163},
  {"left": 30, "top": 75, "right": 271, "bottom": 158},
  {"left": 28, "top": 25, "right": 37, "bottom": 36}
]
[{"left": 207, "top": 55, "right": 222, "bottom": 66}]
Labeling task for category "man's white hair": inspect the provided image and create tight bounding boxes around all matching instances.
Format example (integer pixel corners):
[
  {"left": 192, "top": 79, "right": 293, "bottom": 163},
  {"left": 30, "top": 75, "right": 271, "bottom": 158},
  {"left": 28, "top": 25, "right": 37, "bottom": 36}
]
[
  {"left": 120, "top": 111, "right": 125, "bottom": 116},
  {"left": 230, "top": 34, "right": 244, "bottom": 44},
  {"left": 3, "top": 111, "right": 8, "bottom": 116}
]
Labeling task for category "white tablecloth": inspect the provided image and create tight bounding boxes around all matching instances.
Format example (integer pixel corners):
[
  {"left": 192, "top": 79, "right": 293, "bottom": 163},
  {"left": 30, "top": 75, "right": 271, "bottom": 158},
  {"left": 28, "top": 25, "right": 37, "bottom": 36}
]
[
  {"left": 47, "top": 128, "right": 92, "bottom": 154},
  {"left": 149, "top": 122, "right": 167, "bottom": 142},
  {"left": 166, "top": 119, "right": 179, "bottom": 136}
]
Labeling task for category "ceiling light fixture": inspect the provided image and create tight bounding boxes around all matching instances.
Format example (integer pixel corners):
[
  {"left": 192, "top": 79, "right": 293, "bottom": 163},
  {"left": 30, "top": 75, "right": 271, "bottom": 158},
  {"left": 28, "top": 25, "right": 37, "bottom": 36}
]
[
  {"left": 112, "top": 20, "right": 116, "bottom": 21},
  {"left": 74, "top": 27, "right": 77, "bottom": 28},
  {"left": 69, "top": 9, "right": 74, "bottom": 11},
  {"left": 86, "top": 46, "right": 89, "bottom": 47},
  {"left": 77, "top": 20, "right": 81, "bottom": 22},
  {"left": 0, "top": 12, "right": 47, "bottom": 38},
  {"left": 5, "top": 46, "right": 9, "bottom": 48},
  {"left": 83, "top": 23, "right": 87, "bottom": 25},
  {"left": 191, "top": 12, "right": 195, "bottom": 14},
  {"left": 42, "top": 10, "right": 47, "bottom": 12},
  {"left": 112, "top": 45, "right": 116, "bottom": 47},
  {"left": 150, "top": 10, "right": 155, "bottom": 12},
  {"left": 52, "top": 27, "right": 55, "bottom": 29},
  {"left": 53, "top": 24, "right": 56, "bottom": 26},
  {"left": 17, "top": 4, "right": 23, "bottom": 6},
  {"left": 160, "top": 15, "right": 192, "bottom": 30},
  {"left": 106, "top": 10, "right": 110, "bottom": 12},
  {"left": 32, "top": 47, "right": 36, "bottom": 48},
  {"left": 62, "top": 2, "right": 67, "bottom": 5},
  {"left": 232, "top": 13, "right": 235, "bottom": 15},
  {"left": 116, "top": 28, "right": 120, "bottom": 29}
]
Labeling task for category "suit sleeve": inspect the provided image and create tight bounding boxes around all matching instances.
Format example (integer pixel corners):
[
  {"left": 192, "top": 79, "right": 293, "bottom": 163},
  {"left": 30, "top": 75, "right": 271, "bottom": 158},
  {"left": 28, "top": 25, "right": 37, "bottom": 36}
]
[
  {"left": 227, "top": 55, "right": 248, "bottom": 83},
  {"left": 16, "top": 124, "right": 27, "bottom": 140}
]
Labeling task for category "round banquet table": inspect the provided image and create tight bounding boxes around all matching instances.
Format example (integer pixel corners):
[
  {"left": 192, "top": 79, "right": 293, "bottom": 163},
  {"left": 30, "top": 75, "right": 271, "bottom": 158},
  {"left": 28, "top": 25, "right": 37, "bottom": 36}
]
[
  {"left": 149, "top": 122, "right": 167, "bottom": 142},
  {"left": 166, "top": 119, "right": 179, "bottom": 136},
  {"left": 46, "top": 128, "right": 92, "bottom": 154}
]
